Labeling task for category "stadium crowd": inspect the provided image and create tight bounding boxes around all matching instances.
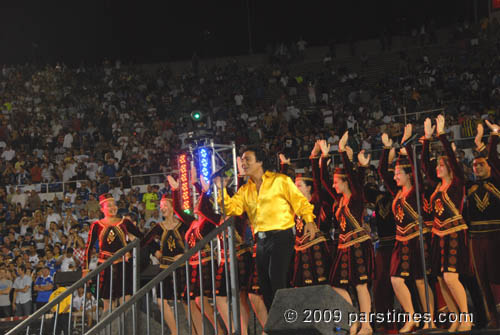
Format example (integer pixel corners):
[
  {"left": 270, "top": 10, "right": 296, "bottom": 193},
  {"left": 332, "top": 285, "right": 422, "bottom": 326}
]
[{"left": 0, "top": 18, "right": 498, "bottom": 326}]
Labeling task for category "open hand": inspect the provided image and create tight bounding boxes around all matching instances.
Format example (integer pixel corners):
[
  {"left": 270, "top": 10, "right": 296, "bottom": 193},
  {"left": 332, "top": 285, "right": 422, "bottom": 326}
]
[
  {"left": 401, "top": 124, "right": 412, "bottom": 144},
  {"left": 167, "top": 175, "right": 179, "bottom": 190},
  {"left": 304, "top": 221, "right": 318, "bottom": 240},
  {"left": 485, "top": 119, "right": 500, "bottom": 133},
  {"left": 200, "top": 176, "right": 210, "bottom": 193},
  {"left": 279, "top": 153, "right": 291, "bottom": 165},
  {"left": 424, "top": 118, "right": 435, "bottom": 139},
  {"left": 338, "top": 131, "right": 349, "bottom": 152},
  {"left": 358, "top": 150, "right": 371, "bottom": 167},
  {"left": 435, "top": 115, "right": 445, "bottom": 135},
  {"left": 381, "top": 133, "right": 393, "bottom": 147},
  {"left": 318, "top": 140, "right": 330, "bottom": 157}
]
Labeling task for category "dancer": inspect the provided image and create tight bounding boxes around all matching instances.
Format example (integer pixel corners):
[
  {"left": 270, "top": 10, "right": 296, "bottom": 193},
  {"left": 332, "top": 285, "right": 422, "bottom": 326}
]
[
  {"left": 466, "top": 122, "right": 500, "bottom": 327},
  {"left": 216, "top": 146, "right": 317, "bottom": 310},
  {"left": 279, "top": 141, "right": 333, "bottom": 287},
  {"left": 196, "top": 176, "right": 252, "bottom": 335},
  {"left": 421, "top": 115, "right": 472, "bottom": 332},
  {"left": 320, "top": 132, "right": 374, "bottom": 335},
  {"left": 372, "top": 147, "right": 397, "bottom": 333},
  {"left": 167, "top": 176, "right": 224, "bottom": 335},
  {"left": 141, "top": 176, "right": 192, "bottom": 335},
  {"left": 379, "top": 125, "right": 435, "bottom": 332},
  {"left": 83, "top": 193, "right": 143, "bottom": 312}
]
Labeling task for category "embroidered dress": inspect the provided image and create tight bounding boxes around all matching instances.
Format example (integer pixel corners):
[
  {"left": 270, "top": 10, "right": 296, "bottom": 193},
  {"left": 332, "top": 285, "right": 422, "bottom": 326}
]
[
  {"left": 324, "top": 151, "right": 374, "bottom": 286},
  {"left": 422, "top": 134, "right": 470, "bottom": 275},
  {"left": 142, "top": 190, "right": 188, "bottom": 300},
  {"left": 85, "top": 218, "right": 142, "bottom": 299}
]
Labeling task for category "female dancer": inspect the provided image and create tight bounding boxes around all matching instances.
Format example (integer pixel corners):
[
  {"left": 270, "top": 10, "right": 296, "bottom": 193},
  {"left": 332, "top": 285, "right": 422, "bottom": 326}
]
[
  {"left": 422, "top": 115, "right": 472, "bottom": 332},
  {"left": 196, "top": 176, "right": 252, "bottom": 335},
  {"left": 379, "top": 125, "right": 435, "bottom": 332},
  {"left": 279, "top": 140, "right": 333, "bottom": 287},
  {"left": 83, "top": 193, "right": 143, "bottom": 312},
  {"left": 141, "top": 175, "right": 192, "bottom": 335},
  {"left": 168, "top": 176, "right": 224, "bottom": 335},
  {"left": 320, "top": 132, "right": 374, "bottom": 335}
]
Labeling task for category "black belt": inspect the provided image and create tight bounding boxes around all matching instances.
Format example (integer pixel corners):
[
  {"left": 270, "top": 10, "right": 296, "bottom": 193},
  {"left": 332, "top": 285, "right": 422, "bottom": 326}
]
[{"left": 256, "top": 227, "right": 295, "bottom": 240}]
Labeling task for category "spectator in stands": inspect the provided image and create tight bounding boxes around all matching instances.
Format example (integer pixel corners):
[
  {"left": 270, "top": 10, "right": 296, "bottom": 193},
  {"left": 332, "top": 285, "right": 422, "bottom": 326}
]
[
  {"left": 12, "top": 265, "right": 32, "bottom": 316},
  {"left": 0, "top": 267, "right": 12, "bottom": 317},
  {"left": 142, "top": 185, "right": 158, "bottom": 220},
  {"left": 60, "top": 248, "right": 78, "bottom": 272},
  {"left": 34, "top": 266, "right": 54, "bottom": 310},
  {"left": 46, "top": 207, "right": 62, "bottom": 230},
  {"left": 72, "top": 286, "right": 97, "bottom": 328},
  {"left": 48, "top": 281, "right": 71, "bottom": 335}
]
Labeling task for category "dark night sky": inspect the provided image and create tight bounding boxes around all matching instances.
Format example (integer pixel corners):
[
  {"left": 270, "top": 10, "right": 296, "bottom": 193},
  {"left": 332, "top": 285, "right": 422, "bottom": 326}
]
[{"left": 0, "top": 0, "right": 485, "bottom": 66}]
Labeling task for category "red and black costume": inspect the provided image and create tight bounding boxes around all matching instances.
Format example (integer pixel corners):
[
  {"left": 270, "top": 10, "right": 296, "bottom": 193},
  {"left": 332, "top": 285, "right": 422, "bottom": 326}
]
[
  {"left": 280, "top": 158, "right": 333, "bottom": 287},
  {"left": 422, "top": 133, "right": 470, "bottom": 276},
  {"left": 84, "top": 212, "right": 143, "bottom": 299},
  {"left": 379, "top": 143, "right": 426, "bottom": 279},
  {"left": 321, "top": 151, "right": 374, "bottom": 286},
  {"left": 171, "top": 189, "right": 215, "bottom": 299},
  {"left": 142, "top": 190, "right": 189, "bottom": 300},
  {"left": 466, "top": 132, "right": 500, "bottom": 324},
  {"left": 197, "top": 190, "right": 252, "bottom": 296},
  {"left": 369, "top": 162, "right": 397, "bottom": 318}
]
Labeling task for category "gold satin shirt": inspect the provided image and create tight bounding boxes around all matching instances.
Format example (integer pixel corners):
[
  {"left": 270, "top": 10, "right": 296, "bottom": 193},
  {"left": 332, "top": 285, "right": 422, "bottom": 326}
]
[{"left": 219, "top": 171, "right": 315, "bottom": 233}]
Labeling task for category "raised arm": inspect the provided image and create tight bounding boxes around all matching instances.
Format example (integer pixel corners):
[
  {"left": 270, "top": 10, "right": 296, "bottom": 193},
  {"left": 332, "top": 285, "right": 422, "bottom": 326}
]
[
  {"left": 401, "top": 124, "right": 422, "bottom": 189},
  {"left": 310, "top": 141, "right": 331, "bottom": 203},
  {"left": 318, "top": 140, "right": 340, "bottom": 201},
  {"left": 279, "top": 154, "right": 292, "bottom": 176},
  {"left": 357, "top": 149, "right": 371, "bottom": 190},
  {"left": 83, "top": 221, "right": 99, "bottom": 274},
  {"left": 124, "top": 218, "right": 144, "bottom": 239},
  {"left": 196, "top": 178, "right": 222, "bottom": 226},
  {"left": 172, "top": 188, "right": 196, "bottom": 225},
  {"left": 378, "top": 133, "right": 398, "bottom": 196},
  {"left": 216, "top": 175, "right": 246, "bottom": 217},
  {"left": 140, "top": 224, "right": 163, "bottom": 247},
  {"left": 485, "top": 120, "right": 500, "bottom": 176},
  {"left": 436, "top": 115, "right": 464, "bottom": 184},
  {"left": 339, "top": 132, "right": 362, "bottom": 200},
  {"left": 421, "top": 118, "right": 439, "bottom": 185}
]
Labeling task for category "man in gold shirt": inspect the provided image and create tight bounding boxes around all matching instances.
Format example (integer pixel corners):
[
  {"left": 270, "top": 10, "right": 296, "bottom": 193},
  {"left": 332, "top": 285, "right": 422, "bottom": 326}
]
[{"left": 217, "top": 147, "right": 317, "bottom": 309}]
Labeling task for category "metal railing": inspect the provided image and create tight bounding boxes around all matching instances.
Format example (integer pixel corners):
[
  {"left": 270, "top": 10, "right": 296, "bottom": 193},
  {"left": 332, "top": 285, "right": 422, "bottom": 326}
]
[
  {"left": 84, "top": 216, "right": 241, "bottom": 335},
  {"left": 6, "top": 239, "right": 141, "bottom": 335},
  {"left": 8, "top": 172, "right": 173, "bottom": 195}
]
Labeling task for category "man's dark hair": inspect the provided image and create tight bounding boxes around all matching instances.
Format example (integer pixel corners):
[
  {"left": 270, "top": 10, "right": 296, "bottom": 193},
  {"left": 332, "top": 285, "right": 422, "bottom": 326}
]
[{"left": 243, "top": 145, "right": 272, "bottom": 171}]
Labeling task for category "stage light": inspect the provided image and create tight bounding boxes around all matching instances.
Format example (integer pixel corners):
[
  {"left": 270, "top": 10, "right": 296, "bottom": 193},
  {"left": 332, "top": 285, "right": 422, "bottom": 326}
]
[
  {"left": 178, "top": 153, "right": 192, "bottom": 214},
  {"left": 191, "top": 111, "right": 202, "bottom": 121},
  {"left": 198, "top": 147, "right": 212, "bottom": 188}
]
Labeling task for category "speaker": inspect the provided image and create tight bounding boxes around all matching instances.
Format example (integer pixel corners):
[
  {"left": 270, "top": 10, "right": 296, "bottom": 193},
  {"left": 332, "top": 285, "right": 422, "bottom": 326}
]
[
  {"left": 264, "top": 285, "right": 357, "bottom": 335},
  {"left": 54, "top": 269, "right": 82, "bottom": 286}
]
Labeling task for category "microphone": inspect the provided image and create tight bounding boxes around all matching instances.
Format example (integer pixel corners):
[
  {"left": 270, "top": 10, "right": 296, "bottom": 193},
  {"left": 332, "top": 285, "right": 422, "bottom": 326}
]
[{"left": 401, "top": 133, "right": 418, "bottom": 146}]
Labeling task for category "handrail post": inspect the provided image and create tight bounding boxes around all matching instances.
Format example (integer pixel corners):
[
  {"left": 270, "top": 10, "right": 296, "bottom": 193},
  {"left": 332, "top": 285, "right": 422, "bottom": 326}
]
[{"left": 132, "top": 240, "right": 140, "bottom": 335}]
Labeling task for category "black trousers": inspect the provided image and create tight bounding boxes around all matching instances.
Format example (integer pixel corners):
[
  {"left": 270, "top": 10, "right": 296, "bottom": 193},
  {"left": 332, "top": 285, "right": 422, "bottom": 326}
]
[
  {"left": 256, "top": 228, "right": 295, "bottom": 310},
  {"left": 51, "top": 313, "right": 69, "bottom": 335}
]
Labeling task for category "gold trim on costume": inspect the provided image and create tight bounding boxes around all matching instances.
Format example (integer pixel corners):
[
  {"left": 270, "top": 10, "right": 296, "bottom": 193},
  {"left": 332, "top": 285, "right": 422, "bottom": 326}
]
[
  {"left": 294, "top": 235, "right": 327, "bottom": 251},
  {"left": 474, "top": 192, "right": 490, "bottom": 212},
  {"left": 99, "top": 197, "right": 113, "bottom": 205},
  {"left": 484, "top": 182, "right": 500, "bottom": 201},
  {"left": 470, "top": 220, "right": 500, "bottom": 225}
]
